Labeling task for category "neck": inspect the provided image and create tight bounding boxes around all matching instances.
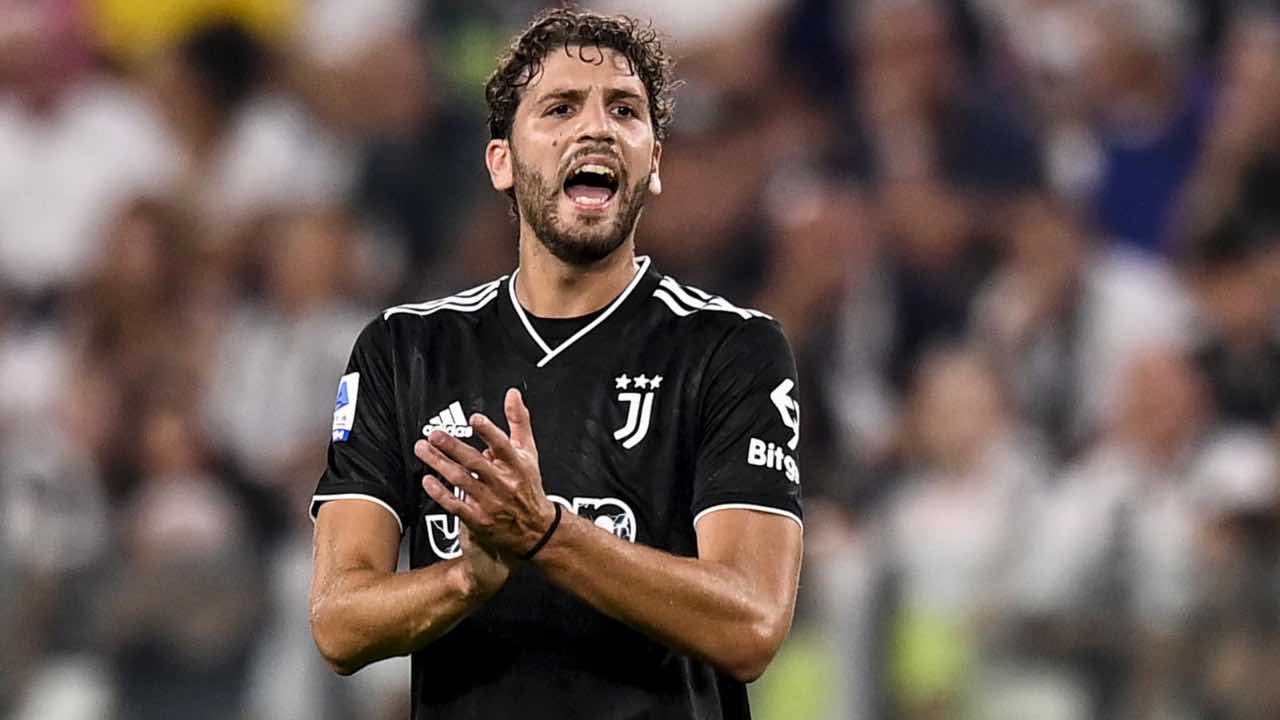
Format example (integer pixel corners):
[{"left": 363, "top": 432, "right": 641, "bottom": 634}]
[{"left": 514, "top": 226, "right": 639, "bottom": 318}]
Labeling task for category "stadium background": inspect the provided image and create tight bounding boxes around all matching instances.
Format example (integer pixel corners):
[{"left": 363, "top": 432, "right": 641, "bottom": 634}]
[{"left": 3, "top": 0, "right": 1280, "bottom": 718}]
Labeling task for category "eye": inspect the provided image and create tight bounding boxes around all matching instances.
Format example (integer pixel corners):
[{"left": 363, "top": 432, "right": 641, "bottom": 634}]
[
  {"left": 547, "top": 104, "right": 573, "bottom": 117},
  {"left": 612, "top": 105, "right": 638, "bottom": 118}
]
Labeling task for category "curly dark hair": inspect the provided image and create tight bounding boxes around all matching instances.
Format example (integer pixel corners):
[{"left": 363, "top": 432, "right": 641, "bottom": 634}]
[{"left": 485, "top": 8, "right": 676, "bottom": 143}]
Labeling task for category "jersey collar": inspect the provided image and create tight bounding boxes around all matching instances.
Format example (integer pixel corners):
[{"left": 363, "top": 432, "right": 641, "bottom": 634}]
[{"left": 501, "top": 255, "right": 655, "bottom": 368}]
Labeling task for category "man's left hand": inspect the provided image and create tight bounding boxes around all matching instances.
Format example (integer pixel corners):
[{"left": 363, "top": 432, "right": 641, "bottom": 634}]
[{"left": 415, "top": 388, "right": 557, "bottom": 557}]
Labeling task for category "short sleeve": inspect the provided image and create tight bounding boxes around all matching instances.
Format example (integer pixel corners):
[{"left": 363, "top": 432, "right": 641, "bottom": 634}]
[
  {"left": 310, "top": 317, "right": 411, "bottom": 533},
  {"left": 692, "top": 318, "right": 803, "bottom": 529}
]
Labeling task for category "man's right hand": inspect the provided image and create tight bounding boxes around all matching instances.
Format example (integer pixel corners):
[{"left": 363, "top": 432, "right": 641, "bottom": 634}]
[
  {"left": 311, "top": 498, "right": 512, "bottom": 675},
  {"left": 460, "top": 523, "right": 509, "bottom": 598}
]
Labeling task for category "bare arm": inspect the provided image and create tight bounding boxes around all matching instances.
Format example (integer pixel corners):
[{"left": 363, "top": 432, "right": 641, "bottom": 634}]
[
  {"left": 309, "top": 499, "right": 508, "bottom": 675},
  {"left": 418, "top": 389, "right": 804, "bottom": 682},
  {"left": 534, "top": 507, "right": 802, "bottom": 682}
]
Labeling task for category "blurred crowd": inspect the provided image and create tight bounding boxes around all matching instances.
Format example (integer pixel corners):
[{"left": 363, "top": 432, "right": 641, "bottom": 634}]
[{"left": 2, "top": 0, "right": 1279, "bottom": 719}]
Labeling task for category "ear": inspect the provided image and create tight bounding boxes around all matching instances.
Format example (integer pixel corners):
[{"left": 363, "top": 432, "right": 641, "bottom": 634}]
[
  {"left": 486, "top": 139, "right": 514, "bottom": 192},
  {"left": 647, "top": 142, "right": 663, "bottom": 196}
]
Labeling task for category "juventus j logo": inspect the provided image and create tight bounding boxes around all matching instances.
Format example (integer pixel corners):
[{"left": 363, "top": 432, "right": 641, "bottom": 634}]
[{"left": 613, "top": 373, "right": 662, "bottom": 449}]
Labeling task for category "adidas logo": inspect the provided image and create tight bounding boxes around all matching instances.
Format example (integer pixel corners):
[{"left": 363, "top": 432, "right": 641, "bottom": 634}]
[{"left": 422, "top": 401, "right": 474, "bottom": 438}]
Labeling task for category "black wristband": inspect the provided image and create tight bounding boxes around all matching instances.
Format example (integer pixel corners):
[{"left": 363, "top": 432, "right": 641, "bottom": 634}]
[{"left": 521, "top": 502, "right": 562, "bottom": 560}]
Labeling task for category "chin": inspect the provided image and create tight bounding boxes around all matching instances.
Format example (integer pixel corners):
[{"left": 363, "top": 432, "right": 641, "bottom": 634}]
[{"left": 543, "top": 224, "right": 627, "bottom": 265}]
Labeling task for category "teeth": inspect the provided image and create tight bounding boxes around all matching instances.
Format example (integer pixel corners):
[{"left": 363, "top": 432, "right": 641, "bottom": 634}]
[
  {"left": 574, "top": 194, "right": 608, "bottom": 206},
  {"left": 577, "top": 163, "right": 615, "bottom": 178}
]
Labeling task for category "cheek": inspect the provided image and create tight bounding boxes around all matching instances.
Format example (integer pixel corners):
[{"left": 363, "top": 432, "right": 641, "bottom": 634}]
[{"left": 626, "top": 144, "right": 654, "bottom": 174}]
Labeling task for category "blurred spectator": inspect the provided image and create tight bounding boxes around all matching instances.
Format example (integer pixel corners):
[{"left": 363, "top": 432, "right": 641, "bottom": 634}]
[
  {"left": 290, "top": 0, "right": 456, "bottom": 288},
  {"left": 202, "top": 206, "right": 368, "bottom": 490},
  {"left": 1015, "top": 349, "right": 1211, "bottom": 719},
  {"left": 91, "top": 0, "right": 295, "bottom": 68},
  {"left": 826, "top": 175, "right": 992, "bottom": 470},
  {"left": 342, "top": 28, "right": 491, "bottom": 292},
  {"left": 1180, "top": 6, "right": 1280, "bottom": 247},
  {"left": 143, "top": 19, "right": 354, "bottom": 252},
  {"left": 1190, "top": 429, "right": 1280, "bottom": 720},
  {"left": 879, "top": 346, "right": 1045, "bottom": 719},
  {"left": 755, "top": 176, "right": 873, "bottom": 351},
  {"left": 638, "top": 14, "right": 831, "bottom": 295},
  {"left": 841, "top": 0, "right": 1042, "bottom": 192},
  {"left": 104, "top": 397, "right": 261, "bottom": 720},
  {"left": 299, "top": 0, "right": 414, "bottom": 72},
  {"left": 0, "top": 0, "right": 180, "bottom": 297},
  {"left": 971, "top": 192, "right": 1194, "bottom": 459},
  {"left": 1187, "top": 215, "right": 1280, "bottom": 428},
  {"left": 0, "top": 287, "right": 71, "bottom": 427},
  {"left": 72, "top": 197, "right": 199, "bottom": 390},
  {"left": 1079, "top": 0, "right": 1210, "bottom": 253},
  {"left": 600, "top": 0, "right": 787, "bottom": 46},
  {"left": 0, "top": 422, "right": 109, "bottom": 717},
  {"left": 243, "top": 526, "right": 359, "bottom": 720},
  {"left": 985, "top": 0, "right": 1104, "bottom": 204},
  {"left": 993, "top": 0, "right": 1213, "bottom": 253}
]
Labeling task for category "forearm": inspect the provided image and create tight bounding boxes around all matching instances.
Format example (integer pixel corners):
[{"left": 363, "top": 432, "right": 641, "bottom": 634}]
[
  {"left": 531, "top": 512, "right": 790, "bottom": 682},
  {"left": 414, "top": 393, "right": 801, "bottom": 680},
  {"left": 310, "top": 558, "right": 486, "bottom": 675}
]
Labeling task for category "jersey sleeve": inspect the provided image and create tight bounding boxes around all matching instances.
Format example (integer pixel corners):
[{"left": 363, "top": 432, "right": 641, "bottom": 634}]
[
  {"left": 310, "top": 317, "right": 411, "bottom": 533},
  {"left": 692, "top": 318, "right": 803, "bottom": 529}
]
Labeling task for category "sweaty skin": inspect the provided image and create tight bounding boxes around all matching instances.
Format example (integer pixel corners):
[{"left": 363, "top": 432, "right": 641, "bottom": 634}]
[
  {"left": 310, "top": 45, "right": 802, "bottom": 683},
  {"left": 311, "top": 503, "right": 507, "bottom": 675}
]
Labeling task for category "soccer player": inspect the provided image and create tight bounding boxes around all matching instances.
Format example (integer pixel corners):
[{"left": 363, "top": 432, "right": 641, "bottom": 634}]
[{"left": 309, "top": 9, "right": 803, "bottom": 718}]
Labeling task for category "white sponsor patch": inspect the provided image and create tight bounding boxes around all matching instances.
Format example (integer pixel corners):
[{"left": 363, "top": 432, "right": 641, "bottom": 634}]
[
  {"left": 332, "top": 372, "right": 360, "bottom": 441},
  {"left": 425, "top": 493, "right": 639, "bottom": 559}
]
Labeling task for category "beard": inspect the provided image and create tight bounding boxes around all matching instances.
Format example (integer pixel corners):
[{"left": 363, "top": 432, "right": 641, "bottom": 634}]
[{"left": 512, "top": 151, "right": 649, "bottom": 266}]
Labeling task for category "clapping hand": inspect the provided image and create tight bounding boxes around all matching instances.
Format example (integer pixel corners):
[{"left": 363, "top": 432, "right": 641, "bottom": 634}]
[{"left": 416, "top": 388, "right": 558, "bottom": 559}]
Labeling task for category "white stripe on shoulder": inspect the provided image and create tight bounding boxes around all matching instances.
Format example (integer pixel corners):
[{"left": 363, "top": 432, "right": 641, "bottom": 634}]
[
  {"left": 653, "top": 288, "right": 695, "bottom": 316},
  {"left": 383, "top": 278, "right": 505, "bottom": 319},
  {"left": 394, "top": 278, "right": 503, "bottom": 310},
  {"left": 310, "top": 493, "right": 405, "bottom": 534},
  {"left": 692, "top": 503, "right": 803, "bottom": 530},
  {"left": 383, "top": 291, "right": 498, "bottom": 319},
  {"left": 653, "top": 277, "right": 771, "bottom": 320}
]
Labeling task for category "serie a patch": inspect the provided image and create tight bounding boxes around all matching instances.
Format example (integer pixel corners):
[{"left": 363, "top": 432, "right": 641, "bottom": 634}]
[{"left": 332, "top": 372, "right": 360, "bottom": 441}]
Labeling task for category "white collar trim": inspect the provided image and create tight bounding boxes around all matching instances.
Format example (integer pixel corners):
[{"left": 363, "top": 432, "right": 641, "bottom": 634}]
[{"left": 509, "top": 255, "right": 651, "bottom": 368}]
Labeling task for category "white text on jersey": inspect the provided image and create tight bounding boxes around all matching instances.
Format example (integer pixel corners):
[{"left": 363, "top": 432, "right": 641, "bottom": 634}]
[{"left": 748, "top": 437, "right": 799, "bottom": 484}]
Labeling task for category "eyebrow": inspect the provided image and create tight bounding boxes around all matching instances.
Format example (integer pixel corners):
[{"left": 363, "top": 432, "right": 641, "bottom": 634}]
[
  {"left": 604, "top": 88, "right": 647, "bottom": 108},
  {"left": 535, "top": 88, "right": 587, "bottom": 105},
  {"left": 534, "top": 87, "right": 648, "bottom": 108}
]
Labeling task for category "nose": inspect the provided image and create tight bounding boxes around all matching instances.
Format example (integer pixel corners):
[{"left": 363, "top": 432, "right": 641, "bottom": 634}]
[{"left": 574, "top": 97, "right": 616, "bottom": 145}]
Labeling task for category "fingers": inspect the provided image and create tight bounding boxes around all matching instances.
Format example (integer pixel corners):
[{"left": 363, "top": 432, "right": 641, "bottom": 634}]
[
  {"left": 418, "top": 432, "right": 489, "bottom": 473},
  {"left": 422, "top": 473, "right": 488, "bottom": 528},
  {"left": 415, "top": 438, "right": 497, "bottom": 505},
  {"left": 470, "top": 412, "right": 520, "bottom": 465},
  {"left": 505, "top": 388, "right": 536, "bottom": 452}
]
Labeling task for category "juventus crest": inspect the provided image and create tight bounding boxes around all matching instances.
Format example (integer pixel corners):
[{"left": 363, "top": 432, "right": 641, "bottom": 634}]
[{"left": 613, "top": 373, "right": 662, "bottom": 449}]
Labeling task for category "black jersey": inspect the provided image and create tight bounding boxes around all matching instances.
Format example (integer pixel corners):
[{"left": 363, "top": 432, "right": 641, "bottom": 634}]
[{"left": 312, "top": 256, "right": 803, "bottom": 720}]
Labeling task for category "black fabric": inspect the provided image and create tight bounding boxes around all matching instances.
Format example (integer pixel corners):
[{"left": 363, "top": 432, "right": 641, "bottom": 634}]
[
  {"left": 313, "top": 261, "right": 802, "bottom": 720},
  {"left": 526, "top": 306, "right": 604, "bottom": 346}
]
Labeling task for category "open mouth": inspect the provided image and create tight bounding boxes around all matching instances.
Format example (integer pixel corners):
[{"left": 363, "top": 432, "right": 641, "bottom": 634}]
[{"left": 563, "top": 163, "right": 619, "bottom": 208}]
